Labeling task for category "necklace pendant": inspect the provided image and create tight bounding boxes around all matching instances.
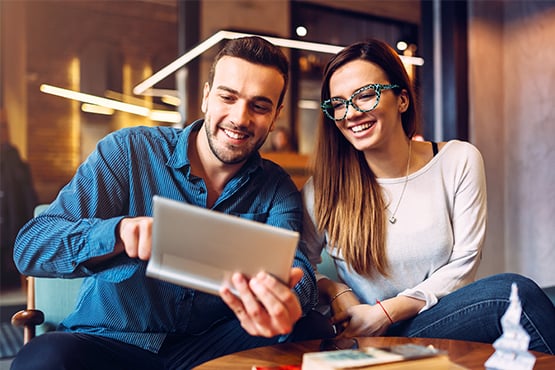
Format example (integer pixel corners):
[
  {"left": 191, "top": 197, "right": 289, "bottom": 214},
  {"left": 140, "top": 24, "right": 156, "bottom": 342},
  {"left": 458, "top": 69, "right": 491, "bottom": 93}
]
[{"left": 389, "top": 216, "right": 397, "bottom": 224}]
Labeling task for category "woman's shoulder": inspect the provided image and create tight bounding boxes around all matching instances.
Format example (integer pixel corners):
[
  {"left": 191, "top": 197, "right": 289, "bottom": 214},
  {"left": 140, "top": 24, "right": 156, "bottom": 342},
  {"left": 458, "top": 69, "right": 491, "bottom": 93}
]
[
  {"left": 434, "top": 140, "right": 485, "bottom": 178},
  {"left": 412, "top": 140, "right": 482, "bottom": 175},
  {"left": 439, "top": 140, "right": 483, "bottom": 159}
]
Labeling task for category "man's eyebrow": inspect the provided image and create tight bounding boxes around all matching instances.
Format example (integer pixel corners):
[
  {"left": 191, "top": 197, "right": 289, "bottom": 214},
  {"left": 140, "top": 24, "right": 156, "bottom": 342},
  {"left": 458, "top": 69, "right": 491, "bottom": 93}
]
[
  {"left": 216, "top": 85, "right": 274, "bottom": 107},
  {"left": 216, "top": 85, "right": 238, "bottom": 95}
]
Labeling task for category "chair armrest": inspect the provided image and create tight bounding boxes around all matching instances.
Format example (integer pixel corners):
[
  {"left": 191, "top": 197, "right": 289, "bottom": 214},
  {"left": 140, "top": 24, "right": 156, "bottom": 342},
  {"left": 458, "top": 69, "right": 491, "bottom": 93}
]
[{"left": 11, "top": 308, "right": 45, "bottom": 344}]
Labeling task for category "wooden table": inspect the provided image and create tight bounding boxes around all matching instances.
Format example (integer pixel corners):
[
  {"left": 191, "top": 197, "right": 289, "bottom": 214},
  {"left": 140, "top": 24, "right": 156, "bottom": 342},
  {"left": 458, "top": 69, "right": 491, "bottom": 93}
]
[{"left": 194, "top": 336, "right": 555, "bottom": 370}]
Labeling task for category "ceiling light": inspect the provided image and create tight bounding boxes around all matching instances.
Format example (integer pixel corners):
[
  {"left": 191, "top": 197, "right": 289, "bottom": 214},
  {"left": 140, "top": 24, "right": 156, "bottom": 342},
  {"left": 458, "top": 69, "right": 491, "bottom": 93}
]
[
  {"left": 141, "top": 88, "right": 180, "bottom": 98},
  {"left": 40, "top": 84, "right": 150, "bottom": 116},
  {"left": 81, "top": 103, "right": 114, "bottom": 115},
  {"left": 149, "top": 110, "right": 181, "bottom": 123},
  {"left": 297, "top": 100, "right": 320, "bottom": 110},
  {"left": 296, "top": 26, "right": 308, "bottom": 37},
  {"left": 132, "top": 30, "right": 425, "bottom": 95},
  {"left": 397, "top": 41, "right": 408, "bottom": 51},
  {"left": 40, "top": 84, "right": 181, "bottom": 123},
  {"left": 161, "top": 95, "right": 181, "bottom": 107}
]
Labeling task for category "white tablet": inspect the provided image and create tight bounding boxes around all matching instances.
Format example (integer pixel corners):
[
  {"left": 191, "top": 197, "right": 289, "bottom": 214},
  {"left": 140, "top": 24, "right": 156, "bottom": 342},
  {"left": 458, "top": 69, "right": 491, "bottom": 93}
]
[{"left": 146, "top": 195, "right": 299, "bottom": 295}]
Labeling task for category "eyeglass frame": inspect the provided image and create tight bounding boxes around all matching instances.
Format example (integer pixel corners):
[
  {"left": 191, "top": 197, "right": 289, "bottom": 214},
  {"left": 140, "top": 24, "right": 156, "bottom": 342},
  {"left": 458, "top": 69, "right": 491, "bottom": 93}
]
[{"left": 321, "top": 83, "right": 400, "bottom": 121}]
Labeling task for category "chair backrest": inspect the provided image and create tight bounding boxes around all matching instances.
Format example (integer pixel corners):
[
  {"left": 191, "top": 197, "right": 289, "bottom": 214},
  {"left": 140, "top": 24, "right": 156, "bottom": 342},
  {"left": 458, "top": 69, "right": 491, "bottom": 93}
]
[
  {"left": 32, "top": 204, "right": 83, "bottom": 335},
  {"left": 34, "top": 277, "right": 83, "bottom": 334},
  {"left": 316, "top": 249, "right": 339, "bottom": 282}
]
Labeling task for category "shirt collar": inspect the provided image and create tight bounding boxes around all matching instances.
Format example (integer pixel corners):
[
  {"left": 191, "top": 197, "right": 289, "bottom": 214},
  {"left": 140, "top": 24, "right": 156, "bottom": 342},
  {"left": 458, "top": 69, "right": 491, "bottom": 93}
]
[{"left": 166, "top": 119, "right": 201, "bottom": 169}]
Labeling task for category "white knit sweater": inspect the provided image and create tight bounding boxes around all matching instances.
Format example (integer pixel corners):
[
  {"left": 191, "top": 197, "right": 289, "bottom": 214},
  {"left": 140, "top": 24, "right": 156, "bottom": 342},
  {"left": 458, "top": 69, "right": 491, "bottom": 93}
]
[{"left": 301, "top": 140, "right": 487, "bottom": 311}]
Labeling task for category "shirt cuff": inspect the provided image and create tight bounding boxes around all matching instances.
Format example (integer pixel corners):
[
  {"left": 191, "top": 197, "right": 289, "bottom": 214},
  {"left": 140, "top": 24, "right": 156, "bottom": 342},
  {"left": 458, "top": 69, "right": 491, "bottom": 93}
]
[{"left": 398, "top": 289, "right": 439, "bottom": 313}]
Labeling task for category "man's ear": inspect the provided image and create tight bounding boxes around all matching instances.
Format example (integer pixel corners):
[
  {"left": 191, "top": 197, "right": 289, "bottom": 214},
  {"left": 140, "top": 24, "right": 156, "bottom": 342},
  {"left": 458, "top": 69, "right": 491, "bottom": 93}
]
[
  {"left": 398, "top": 90, "right": 409, "bottom": 113},
  {"left": 201, "top": 82, "right": 210, "bottom": 113},
  {"left": 270, "top": 104, "right": 284, "bottom": 131}
]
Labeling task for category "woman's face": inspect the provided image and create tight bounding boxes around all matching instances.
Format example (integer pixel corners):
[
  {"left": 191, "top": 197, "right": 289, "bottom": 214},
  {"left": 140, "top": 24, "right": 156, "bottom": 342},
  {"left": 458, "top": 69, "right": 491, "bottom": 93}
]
[{"left": 328, "top": 60, "right": 407, "bottom": 152}]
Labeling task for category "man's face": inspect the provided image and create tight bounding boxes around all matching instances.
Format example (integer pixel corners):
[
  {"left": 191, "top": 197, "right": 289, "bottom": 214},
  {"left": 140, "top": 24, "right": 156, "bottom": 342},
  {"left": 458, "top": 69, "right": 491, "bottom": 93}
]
[{"left": 201, "top": 56, "right": 284, "bottom": 165}]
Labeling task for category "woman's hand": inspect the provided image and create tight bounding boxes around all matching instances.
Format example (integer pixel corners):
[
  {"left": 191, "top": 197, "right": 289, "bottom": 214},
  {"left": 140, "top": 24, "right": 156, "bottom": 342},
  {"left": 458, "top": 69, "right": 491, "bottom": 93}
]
[
  {"left": 333, "top": 296, "right": 425, "bottom": 338},
  {"left": 332, "top": 304, "right": 391, "bottom": 337}
]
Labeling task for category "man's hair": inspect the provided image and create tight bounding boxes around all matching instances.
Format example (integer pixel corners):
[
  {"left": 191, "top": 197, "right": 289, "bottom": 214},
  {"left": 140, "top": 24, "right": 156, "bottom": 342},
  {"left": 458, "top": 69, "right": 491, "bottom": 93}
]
[{"left": 208, "top": 36, "right": 289, "bottom": 107}]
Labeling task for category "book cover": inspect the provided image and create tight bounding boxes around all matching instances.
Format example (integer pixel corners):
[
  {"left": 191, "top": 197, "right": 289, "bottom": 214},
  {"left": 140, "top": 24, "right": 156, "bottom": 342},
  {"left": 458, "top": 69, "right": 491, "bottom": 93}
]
[{"left": 301, "top": 343, "right": 466, "bottom": 370}]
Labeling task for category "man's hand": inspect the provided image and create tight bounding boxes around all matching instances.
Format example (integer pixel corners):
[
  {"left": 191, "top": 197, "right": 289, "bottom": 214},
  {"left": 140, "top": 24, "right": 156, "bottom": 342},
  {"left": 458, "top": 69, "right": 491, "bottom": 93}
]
[
  {"left": 85, "top": 216, "right": 153, "bottom": 267},
  {"left": 117, "top": 217, "right": 153, "bottom": 260},
  {"left": 219, "top": 267, "right": 304, "bottom": 337}
]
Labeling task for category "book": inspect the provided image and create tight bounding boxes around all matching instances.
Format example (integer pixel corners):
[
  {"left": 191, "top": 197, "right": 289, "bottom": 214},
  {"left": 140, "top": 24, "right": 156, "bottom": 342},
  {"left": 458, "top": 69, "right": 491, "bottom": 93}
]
[{"left": 301, "top": 343, "right": 467, "bottom": 370}]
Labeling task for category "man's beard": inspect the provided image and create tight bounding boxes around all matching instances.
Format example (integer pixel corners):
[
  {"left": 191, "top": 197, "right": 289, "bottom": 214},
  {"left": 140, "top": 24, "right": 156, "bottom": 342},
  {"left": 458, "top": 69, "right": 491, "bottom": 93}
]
[{"left": 204, "top": 119, "right": 268, "bottom": 165}]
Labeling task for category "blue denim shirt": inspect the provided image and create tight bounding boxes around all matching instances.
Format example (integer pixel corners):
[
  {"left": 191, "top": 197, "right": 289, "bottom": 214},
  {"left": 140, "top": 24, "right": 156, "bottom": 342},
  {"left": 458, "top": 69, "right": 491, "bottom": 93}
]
[{"left": 14, "top": 120, "right": 317, "bottom": 353}]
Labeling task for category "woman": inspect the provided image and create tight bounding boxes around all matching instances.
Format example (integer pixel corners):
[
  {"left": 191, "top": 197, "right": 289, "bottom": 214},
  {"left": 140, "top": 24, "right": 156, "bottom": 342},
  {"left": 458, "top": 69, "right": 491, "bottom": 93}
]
[{"left": 300, "top": 39, "right": 555, "bottom": 353}]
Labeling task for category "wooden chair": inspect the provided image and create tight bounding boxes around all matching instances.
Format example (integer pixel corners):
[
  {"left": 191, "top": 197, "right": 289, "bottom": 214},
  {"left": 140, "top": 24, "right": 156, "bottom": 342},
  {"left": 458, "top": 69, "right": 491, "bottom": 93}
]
[{"left": 10, "top": 205, "right": 83, "bottom": 344}]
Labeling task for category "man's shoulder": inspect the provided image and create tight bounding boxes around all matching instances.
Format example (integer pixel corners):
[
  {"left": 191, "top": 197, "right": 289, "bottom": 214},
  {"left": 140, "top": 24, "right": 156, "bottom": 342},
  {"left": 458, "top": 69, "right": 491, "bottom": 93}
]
[
  {"left": 260, "top": 151, "right": 310, "bottom": 190},
  {"left": 259, "top": 156, "right": 291, "bottom": 176},
  {"left": 111, "top": 125, "right": 181, "bottom": 140},
  {"left": 255, "top": 157, "right": 303, "bottom": 195},
  {"left": 104, "top": 126, "right": 184, "bottom": 149}
]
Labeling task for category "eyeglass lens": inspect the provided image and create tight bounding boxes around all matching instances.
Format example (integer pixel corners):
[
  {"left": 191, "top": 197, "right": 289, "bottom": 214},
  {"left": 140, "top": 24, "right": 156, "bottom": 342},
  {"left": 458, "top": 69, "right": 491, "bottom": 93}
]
[{"left": 325, "top": 85, "right": 380, "bottom": 121}]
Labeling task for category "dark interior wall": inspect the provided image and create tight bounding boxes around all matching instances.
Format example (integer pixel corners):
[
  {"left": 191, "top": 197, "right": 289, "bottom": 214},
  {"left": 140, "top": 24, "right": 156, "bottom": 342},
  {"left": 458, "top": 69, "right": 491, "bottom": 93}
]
[
  {"left": 3, "top": 1, "right": 177, "bottom": 203},
  {"left": 420, "top": 0, "right": 469, "bottom": 142}
]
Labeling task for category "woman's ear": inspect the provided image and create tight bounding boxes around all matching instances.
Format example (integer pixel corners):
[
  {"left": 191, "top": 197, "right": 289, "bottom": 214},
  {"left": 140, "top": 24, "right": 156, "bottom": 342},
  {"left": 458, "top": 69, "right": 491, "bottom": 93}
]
[{"left": 398, "top": 90, "right": 409, "bottom": 113}]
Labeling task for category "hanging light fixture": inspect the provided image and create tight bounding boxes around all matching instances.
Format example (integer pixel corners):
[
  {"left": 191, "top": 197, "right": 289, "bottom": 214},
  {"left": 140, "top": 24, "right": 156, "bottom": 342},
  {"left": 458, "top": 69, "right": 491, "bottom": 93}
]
[{"left": 132, "top": 30, "right": 424, "bottom": 95}]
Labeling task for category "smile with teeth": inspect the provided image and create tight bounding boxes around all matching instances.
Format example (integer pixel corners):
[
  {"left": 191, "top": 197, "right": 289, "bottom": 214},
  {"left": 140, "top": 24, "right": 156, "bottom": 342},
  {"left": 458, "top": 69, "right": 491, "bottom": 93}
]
[
  {"left": 351, "top": 122, "right": 375, "bottom": 133},
  {"left": 223, "top": 128, "right": 248, "bottom": 140}
]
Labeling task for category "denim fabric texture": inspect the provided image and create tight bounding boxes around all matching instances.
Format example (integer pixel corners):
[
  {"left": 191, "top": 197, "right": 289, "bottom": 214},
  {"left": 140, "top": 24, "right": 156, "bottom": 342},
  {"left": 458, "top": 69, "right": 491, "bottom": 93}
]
[{"left": 386, "top": 273, "right": 555, "bottom": 354}]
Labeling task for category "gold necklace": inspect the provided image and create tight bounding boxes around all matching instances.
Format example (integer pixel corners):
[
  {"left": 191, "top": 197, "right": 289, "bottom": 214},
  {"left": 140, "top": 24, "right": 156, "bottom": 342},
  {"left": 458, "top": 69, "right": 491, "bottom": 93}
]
[{"left": 388, "top": 140, "right": 412, "bottom": 224}]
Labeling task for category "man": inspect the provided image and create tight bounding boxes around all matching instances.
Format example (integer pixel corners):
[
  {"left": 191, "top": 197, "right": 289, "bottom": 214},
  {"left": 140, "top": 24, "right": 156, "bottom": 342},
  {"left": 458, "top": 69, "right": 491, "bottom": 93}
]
[{"left": 12, "top": 36, "right": 317, "bottom": 370}]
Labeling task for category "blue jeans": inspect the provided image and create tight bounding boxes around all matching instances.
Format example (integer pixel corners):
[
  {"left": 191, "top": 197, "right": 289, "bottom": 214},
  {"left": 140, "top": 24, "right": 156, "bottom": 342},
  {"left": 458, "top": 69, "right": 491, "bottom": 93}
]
[
  {"left": 10, "top": 310, "right": 329, "bottom": 370},
  {"left": 11, "top": 321, "right": 282, "bottom": 370},
  {"left": 386, "top": 273, "right": 555, "bottom": 354}
]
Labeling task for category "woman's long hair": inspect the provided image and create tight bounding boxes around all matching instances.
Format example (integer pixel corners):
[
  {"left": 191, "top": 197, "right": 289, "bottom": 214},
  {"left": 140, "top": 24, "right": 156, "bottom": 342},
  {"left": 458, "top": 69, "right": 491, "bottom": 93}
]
[{"left": 313, "top": 39, "right": 418, "bottom": 276}]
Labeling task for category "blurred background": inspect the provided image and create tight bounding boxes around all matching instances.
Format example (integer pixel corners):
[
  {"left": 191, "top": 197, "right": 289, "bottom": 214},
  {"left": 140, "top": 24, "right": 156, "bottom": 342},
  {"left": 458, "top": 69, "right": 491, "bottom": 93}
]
[{"left": 1, "top": 0, "right": 554, "bottom": 295}]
